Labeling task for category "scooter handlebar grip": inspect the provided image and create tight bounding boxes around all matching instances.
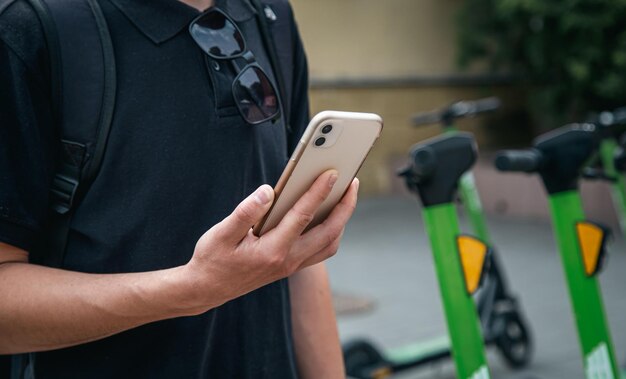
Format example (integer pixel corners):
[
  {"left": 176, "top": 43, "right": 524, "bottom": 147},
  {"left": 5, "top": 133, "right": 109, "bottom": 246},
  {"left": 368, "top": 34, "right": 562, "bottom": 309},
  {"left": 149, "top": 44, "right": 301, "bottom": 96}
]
[
  {"left": 495, "top": 149, "right": 542, "bottom": 173},
  {"left": 471, "top": 97, "right": 501, "bottom": 114},
  {"left": 411, "top": 111, "right": 442, "bottom": 127}
]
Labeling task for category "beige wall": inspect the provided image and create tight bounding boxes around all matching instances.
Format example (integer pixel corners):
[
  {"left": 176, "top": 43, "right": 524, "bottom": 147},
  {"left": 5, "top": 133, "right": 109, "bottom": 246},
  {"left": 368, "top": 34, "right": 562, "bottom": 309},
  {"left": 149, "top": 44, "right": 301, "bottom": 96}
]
[{"left": 290, "top": 0, "right": 465, "bottom": 80}]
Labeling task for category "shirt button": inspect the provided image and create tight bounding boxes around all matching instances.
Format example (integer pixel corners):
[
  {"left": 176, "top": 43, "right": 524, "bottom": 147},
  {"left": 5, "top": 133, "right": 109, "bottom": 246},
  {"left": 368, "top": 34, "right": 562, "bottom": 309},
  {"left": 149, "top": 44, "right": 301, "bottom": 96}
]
[{"left": 211, "top": 60, "right": 220, "bottom": 71}]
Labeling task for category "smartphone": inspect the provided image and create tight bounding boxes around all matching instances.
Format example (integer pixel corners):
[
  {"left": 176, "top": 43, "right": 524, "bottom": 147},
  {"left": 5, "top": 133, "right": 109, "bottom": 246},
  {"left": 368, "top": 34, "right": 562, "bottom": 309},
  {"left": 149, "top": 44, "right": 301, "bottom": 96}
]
[{"left": 253, "top": 110, "right": 383, "bottom": 236}]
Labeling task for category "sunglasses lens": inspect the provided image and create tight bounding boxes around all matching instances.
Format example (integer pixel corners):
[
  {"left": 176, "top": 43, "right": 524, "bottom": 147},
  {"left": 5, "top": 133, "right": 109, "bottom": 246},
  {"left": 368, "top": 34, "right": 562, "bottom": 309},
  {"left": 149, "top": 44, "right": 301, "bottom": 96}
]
[
  {"left": 233, "top": 66, "right": 279, "bottom": 124},
  {"left": 190, "top": 11, "right": 245, "bottom": 58}
]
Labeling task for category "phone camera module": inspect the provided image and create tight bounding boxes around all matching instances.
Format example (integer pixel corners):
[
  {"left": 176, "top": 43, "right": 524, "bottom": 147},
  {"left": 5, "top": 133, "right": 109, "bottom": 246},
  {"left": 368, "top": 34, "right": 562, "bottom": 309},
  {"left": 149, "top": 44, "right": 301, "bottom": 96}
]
[
  {"left": 315, "top": 137, "right": 326, "bottom": 146},
  {"left": 322, "top": 125, "right": 333, "bottom": 134}
]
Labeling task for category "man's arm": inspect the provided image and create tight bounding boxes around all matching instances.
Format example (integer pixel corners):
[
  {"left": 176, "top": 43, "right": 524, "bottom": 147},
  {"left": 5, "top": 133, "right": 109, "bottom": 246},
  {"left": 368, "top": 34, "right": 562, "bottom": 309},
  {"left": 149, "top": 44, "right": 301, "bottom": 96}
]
[
  {"left": 290, "top": 263, "right": 345, "bottom": 379},
  {"left": 0, "top": 247, "right": 196, "bottom": 353},
  {"left": 0, "top": 171, "right": 358, "bottom": 354}
]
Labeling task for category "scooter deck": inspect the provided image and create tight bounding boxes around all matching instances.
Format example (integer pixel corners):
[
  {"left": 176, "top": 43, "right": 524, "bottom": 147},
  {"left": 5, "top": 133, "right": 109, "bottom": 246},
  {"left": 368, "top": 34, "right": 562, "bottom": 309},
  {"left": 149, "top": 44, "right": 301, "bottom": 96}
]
[{"left": 386, "top": 335, "right": 451, "bottom": 367}]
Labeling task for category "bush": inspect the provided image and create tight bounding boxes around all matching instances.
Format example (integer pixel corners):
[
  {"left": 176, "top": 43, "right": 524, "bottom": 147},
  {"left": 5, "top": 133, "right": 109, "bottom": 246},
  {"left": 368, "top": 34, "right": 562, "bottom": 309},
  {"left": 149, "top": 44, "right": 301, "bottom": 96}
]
[{"left": 457, "top": 0, "right": 626, "bottom": 130}]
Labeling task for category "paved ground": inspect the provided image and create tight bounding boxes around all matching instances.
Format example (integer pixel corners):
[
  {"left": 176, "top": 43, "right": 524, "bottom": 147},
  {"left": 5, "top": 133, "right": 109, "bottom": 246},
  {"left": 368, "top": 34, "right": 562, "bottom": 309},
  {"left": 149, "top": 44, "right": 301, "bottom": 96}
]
[{"left": 328, "top": 195, "right": 626, "bottom": 379}]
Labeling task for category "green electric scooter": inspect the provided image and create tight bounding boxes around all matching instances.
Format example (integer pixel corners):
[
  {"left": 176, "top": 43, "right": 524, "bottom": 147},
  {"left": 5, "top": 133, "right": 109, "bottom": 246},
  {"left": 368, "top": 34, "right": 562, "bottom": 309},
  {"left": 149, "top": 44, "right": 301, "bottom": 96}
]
[
  {"left": 411, "top": 97, "right": 501, "bottom": 244},
  {"left": 496, "top": 124, "right": 623, "bottom": 379},
  {"left": 584, "top": 107, "right": 626, "bottom": 235},
  {"left": 343, "top": 133, "right": 532, "bottom": 379}
]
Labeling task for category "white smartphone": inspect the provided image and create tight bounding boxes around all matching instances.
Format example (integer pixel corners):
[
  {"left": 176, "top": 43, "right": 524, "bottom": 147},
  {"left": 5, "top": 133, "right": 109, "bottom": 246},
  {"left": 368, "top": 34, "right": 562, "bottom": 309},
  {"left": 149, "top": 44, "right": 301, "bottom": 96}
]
[{"left": 253, "top": 110, "right": 383, "bottom": 236}]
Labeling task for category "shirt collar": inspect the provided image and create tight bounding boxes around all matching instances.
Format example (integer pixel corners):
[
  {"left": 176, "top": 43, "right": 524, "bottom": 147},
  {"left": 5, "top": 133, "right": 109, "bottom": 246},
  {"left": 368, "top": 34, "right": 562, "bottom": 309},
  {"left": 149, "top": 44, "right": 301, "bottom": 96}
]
[{"left": 109, "top": 0, "right": 257, "bottom": 45}]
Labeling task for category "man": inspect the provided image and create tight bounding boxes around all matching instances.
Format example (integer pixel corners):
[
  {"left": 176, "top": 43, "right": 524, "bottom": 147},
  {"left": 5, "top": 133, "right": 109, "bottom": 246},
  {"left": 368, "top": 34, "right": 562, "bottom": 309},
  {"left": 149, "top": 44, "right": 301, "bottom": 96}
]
[{"left": 0, "top": 0, "right": 355, "bottom": 377}]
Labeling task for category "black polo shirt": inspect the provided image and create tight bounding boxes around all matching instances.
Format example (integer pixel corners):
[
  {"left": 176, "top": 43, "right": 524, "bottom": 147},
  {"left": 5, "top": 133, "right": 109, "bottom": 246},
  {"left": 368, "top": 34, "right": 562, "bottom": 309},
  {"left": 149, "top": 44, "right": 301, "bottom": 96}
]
[{"left": 0, "top": 0, "right": 310, "bottom": 377}]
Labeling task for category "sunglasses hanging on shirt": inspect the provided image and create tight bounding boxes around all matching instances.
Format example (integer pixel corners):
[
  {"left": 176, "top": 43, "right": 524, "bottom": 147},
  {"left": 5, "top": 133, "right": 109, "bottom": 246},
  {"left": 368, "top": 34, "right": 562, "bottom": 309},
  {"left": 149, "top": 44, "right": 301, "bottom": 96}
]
[{"left": 189, "top": 8, "right": 281, "bottom": 125}]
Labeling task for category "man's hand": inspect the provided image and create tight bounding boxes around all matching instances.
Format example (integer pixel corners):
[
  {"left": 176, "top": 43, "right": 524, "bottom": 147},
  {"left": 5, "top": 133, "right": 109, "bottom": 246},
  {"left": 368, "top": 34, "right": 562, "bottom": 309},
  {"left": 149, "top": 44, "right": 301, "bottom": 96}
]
[{"left": 184, "top": 170, "right": 358, "bottom": 312}]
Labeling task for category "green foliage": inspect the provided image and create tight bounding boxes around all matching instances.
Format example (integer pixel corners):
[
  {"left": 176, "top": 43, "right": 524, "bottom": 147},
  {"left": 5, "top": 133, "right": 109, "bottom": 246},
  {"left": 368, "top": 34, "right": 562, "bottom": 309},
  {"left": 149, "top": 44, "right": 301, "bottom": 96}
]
[{"left": 457, "top": 0, "right": 626, "bottom": 127}]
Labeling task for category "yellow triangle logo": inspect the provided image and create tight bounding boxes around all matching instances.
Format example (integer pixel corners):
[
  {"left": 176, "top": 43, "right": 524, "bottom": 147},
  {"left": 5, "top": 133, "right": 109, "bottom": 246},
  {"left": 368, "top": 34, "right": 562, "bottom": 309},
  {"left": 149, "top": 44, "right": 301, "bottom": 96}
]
[
  {"left": 576, "top": 222, "right": 606, "bottom": 276},
  {"left": 457, "top": 235, "right": 488, "bottom": 295}
]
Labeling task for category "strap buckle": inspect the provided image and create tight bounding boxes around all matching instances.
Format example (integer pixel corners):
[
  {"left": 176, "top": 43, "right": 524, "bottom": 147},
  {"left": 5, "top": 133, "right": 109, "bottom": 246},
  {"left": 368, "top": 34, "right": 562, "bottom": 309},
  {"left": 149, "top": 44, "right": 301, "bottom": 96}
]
[
  {"left": 50, "top": 140, "right": 87, "bottom": 215},
  {"left": 50, "top": 173, "right": 80, "bottom": 215}
]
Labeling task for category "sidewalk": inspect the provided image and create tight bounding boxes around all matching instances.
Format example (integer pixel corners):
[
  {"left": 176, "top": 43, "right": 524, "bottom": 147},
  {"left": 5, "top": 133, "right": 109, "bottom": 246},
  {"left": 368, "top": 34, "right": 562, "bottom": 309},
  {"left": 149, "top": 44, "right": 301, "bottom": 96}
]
[{"left": 329, "top": 195, "right": 626, "bottom": 379}]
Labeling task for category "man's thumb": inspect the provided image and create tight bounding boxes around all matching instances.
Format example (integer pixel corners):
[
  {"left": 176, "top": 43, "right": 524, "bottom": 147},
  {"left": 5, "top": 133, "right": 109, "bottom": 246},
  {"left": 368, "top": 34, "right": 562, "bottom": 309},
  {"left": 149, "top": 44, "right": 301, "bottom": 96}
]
[{"left": 221, "top": 185, "right": 274, "bottom": 240}]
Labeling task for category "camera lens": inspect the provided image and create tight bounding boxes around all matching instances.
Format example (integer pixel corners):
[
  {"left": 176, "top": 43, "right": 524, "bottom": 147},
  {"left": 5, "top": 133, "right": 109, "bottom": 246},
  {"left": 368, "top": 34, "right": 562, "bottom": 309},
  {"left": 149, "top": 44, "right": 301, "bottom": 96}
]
[
  {"left": 315, "top": 137, "right": 326, "bottom": 146},
  {"left": 322, "top": 125, "right": 333, "bottom": 134}
]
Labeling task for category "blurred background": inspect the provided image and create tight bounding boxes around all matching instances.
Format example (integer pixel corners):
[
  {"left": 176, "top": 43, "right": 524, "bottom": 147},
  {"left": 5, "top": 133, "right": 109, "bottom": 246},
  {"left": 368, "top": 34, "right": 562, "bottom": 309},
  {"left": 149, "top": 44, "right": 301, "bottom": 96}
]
[
  {"left": 289, "top": 0, "right": 626, "bottom": 378},
  {"left": 292, "top": 0, "right": 625, "bottom": 227}
]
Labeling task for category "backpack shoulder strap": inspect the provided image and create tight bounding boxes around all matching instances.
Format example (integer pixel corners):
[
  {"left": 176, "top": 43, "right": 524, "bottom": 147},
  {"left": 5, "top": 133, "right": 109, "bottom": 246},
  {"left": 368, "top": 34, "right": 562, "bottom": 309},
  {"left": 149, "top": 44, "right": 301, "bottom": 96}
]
[
  {"left": 251, "top": 0, "right": 294, "bottom": 133},
  {"left": 24, "top": 0, "right": 62, "bottom": 119},
  {"left": 27, "top": 0, "right": 116, "bottom": 267}
]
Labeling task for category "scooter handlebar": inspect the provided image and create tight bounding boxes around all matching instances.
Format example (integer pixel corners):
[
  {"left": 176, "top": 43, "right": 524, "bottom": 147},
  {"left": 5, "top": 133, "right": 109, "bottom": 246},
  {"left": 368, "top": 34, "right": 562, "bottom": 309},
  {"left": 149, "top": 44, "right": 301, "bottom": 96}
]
[
  {"left": 456, "top": 96, "right": 502, "bottom": 116},
  {"left": 411, "top": 97, "right": 502, "bottom": 127},
  {"left": 411, "top": 110, "right": 443, "bottom": 127},
  {"left": 495, "top": 149, "right": 543, "bottom": 173}
]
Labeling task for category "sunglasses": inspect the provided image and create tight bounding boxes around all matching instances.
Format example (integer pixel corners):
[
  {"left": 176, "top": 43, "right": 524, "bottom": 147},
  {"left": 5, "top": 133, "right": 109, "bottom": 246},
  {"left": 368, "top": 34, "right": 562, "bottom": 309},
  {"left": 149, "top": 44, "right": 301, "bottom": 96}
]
[{"left": 189, "top": 8, "right": 281, "bottom": 125}]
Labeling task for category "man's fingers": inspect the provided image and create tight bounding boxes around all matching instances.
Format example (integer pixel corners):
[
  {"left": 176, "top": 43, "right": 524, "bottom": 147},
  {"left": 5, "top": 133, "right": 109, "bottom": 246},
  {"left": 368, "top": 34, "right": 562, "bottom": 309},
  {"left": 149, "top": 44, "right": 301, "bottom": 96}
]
[
  {"left": 293, "top": 178, "right": 359, "bottom": 263},
  {"left": 297, "top": 231, "right": 343, "bottom": 270},
  {"left": 218, "top": 185, "right": 275, "bottom": 243},
  {"left": 272, "top": 170, "right": 339, "bottom": 242}
]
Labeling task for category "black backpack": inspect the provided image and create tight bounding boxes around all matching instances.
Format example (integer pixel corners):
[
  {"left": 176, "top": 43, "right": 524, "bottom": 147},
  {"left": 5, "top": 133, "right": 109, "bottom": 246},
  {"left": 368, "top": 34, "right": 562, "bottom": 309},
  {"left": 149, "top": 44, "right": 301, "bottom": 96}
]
[{"left": 25, "top": 0, "right": 296, "bottom": 268}]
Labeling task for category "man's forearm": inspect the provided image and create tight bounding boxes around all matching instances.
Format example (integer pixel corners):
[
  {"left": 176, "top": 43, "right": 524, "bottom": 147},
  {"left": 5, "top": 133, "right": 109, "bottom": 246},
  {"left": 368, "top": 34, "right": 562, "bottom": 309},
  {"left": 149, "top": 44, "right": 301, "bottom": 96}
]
[
  {"left": 289, "top": 263, "right": 344, "bottom": 379},
  {"left": 0, "top": 262, "right": 203, "bottom": 354}
]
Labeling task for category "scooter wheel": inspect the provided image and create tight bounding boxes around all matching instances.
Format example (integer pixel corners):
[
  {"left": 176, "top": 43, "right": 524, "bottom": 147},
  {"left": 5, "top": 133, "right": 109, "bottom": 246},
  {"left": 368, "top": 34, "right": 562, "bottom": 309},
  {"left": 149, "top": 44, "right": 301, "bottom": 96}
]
[
  {"left": 343, "top": 339, "right": 391, "bottom": 379},
  {"left": 494, "top": 312, "right": 533, "bottom": 368}
]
